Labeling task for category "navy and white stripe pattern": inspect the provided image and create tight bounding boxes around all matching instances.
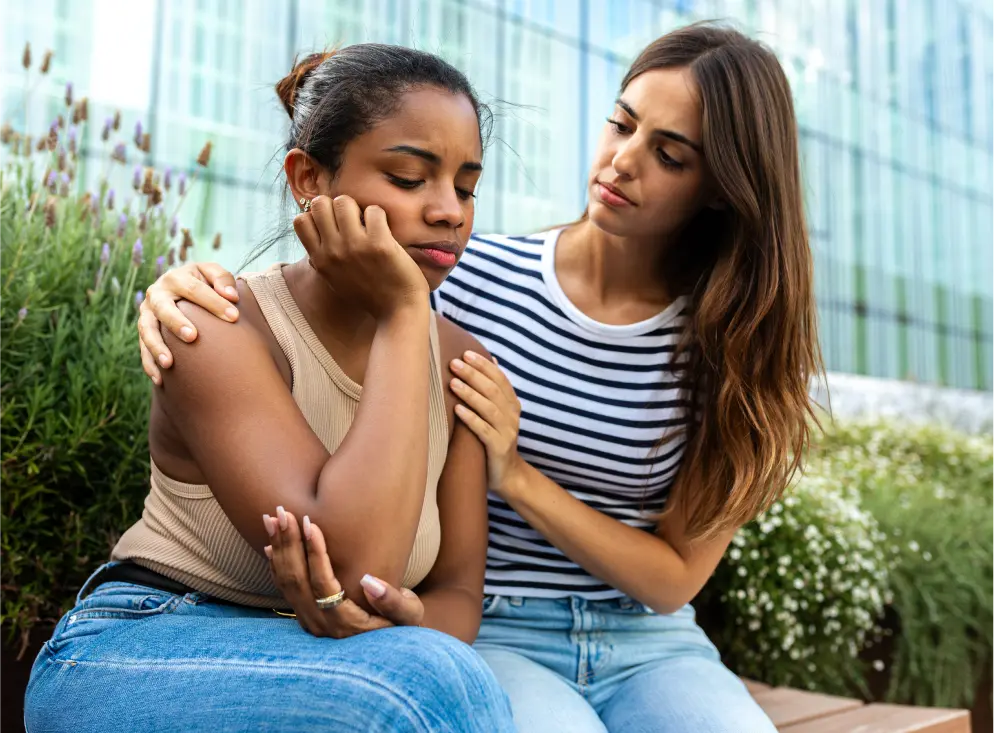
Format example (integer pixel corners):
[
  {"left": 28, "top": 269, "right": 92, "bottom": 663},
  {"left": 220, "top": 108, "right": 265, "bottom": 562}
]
[{"left": 432, "top": 229, "right": 691, "bottom": 599}]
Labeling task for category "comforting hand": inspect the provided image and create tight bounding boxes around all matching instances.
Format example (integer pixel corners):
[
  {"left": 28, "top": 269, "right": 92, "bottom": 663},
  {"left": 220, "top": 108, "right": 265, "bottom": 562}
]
[
  {"left": 449, "top": 352, "right": 526, "bottom": 496},
  {"left": 264, "top": 507, "right": 424, "bottom": 638},
  {"left": 138, "top": 262, "right": 239, "bottom": 384}
]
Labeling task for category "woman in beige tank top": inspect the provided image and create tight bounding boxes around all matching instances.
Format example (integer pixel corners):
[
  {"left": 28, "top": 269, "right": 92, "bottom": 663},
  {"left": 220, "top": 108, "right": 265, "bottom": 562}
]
[{"left": 25, "top": 46, "right": 514, "bottom": 732}]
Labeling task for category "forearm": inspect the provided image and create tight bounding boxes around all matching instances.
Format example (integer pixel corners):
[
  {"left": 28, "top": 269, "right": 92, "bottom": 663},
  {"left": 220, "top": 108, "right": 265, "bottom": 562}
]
[
  {"left": 313, "top": 303, "right": 432, "bottom": 585},
  {"left": 417, "top": 586, "right": 483, "bottom": 644},
  {"left": 502, "top": 462, "right": 709, "bottom": 613}
]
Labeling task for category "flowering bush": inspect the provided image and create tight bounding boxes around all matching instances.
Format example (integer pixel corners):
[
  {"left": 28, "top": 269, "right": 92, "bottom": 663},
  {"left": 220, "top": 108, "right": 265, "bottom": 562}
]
[
  {"left": 0, "top": 44, "right": 218, "bottom": 654},
  {"left": 697, "top": 419, "right": 993, "bottom": 708},
  {"left": 816, "top": 421, "right": 993, "bottom": 708},
  {"left": 699, "top": 463, "right": 893, "bottom": 695}
]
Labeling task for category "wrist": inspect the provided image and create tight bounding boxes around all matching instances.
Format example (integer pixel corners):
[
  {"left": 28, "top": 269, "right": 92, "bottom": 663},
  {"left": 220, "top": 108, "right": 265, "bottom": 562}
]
[
  {"left": 377, "top": 297, "right": 429, "bottom": 327},
  {"left": 500, "top": 453, "right": 530, "bottom": 502}
]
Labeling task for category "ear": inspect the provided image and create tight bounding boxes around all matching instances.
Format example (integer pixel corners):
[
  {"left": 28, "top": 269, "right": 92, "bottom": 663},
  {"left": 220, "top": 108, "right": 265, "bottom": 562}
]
[{"left": 284, "top": 149, "right": 329, "bottom": 206}]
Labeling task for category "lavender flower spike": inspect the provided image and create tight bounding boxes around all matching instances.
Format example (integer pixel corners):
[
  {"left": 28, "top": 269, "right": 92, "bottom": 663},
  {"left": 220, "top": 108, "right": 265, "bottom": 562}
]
[
  {"left": 101, "top": 242, "right": 111, "bottom": 264},
  {"left": 106, "top": 189, "right": 116, "bottom": 210},
  {"left": 117, "top": 213, "right": 128, "bottom": 237},
  {"left": 17, "top": 307, "right": 28, "bottom": 322},
  {"left": 163, "top": 167, "right": 172, "bottom": 191},
  {"left": 132, "top": 238, "right": 144, "bottom": 266},
  {"left": 134, "top": 120, "right": 143, "bottom": 147},
  {"left": 132, "top": 165, "right": 142, "bottom": 190},
  {"left": 134, "top": 290, "right": 145, "bottom": 308},
  {"left": 169, "top": 216, "right": 178, "bottom": 238},
  {"left": 156, "top": 255, "right": 165, "bottom": 278},
  {"left": 178, "top": 172, "right": 187, "bottom": 196},
  {"left": 111, "top": 142, "right": 127, "bottom": 164}
]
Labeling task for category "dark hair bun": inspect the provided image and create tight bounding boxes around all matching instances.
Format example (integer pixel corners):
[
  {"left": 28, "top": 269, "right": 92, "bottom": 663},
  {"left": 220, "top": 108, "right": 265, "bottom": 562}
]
[{"left": 275, "top": 50, "right": 336, "bottom": 119}]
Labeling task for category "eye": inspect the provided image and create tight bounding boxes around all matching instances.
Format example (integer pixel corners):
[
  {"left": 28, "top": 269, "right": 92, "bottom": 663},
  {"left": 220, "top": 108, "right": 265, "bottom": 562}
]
[
  {"left": 387, "top": 174, "right": 422, "bottom": 189},
  {"left": 657, "top": 148, "right": 684, "bottom": 171},
  {"left": 606, "top": 118, "right": 632, "bottom": 135},
  {"left": 456, "top": 188, "right": 476, "bottom": 201}
]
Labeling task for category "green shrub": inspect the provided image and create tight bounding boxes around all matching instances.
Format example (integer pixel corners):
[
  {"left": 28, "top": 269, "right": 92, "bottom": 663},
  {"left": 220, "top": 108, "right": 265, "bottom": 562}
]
[
  {"left": 698, "top": 460, "right": 894, "bottom": 696},
  {"left": 0, "top": 60, "right": 215, "bottom": 655},
  {"left": 698, "top": 419, "right": 993, "bottom": 709},
  {"left": 817, "top": 421, "right": 993, "bottom": 707}
]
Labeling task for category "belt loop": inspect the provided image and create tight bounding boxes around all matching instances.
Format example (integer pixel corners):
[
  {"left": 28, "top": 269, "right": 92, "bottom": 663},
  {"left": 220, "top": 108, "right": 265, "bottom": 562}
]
[
  {"left": 76, "top": 561, "right": 120, "bottom": 604},
  {"left": 508, "top": 596, "right": 524, "bottom": 607}
]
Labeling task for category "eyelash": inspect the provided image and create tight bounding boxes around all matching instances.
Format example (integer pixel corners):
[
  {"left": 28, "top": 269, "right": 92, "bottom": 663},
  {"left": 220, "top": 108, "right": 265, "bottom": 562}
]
[
  {"left": 387, "top": 175, "right": 476, "bottom": 201},
  {"left": 605, "top": 118, "right": 684, "bottom": 171}
]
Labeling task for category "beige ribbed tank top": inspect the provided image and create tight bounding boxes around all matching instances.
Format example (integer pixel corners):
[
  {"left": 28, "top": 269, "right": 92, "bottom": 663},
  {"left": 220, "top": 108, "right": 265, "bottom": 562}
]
[{"left": 113, "top": 265, "right": 449, "bottom": 608}]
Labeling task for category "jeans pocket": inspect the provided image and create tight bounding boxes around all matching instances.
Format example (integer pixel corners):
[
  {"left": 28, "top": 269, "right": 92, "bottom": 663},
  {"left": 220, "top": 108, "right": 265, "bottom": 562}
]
[
  {"left": 47, "top": 584, "right": 185, "bottom": 652},
  {"left": 481, "top": 595, "right": 504, "bottom": 617}
]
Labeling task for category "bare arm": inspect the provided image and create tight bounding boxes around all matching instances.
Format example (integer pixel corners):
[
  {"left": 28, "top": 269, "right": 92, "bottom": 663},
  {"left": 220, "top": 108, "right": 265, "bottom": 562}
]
[
  {"left": 451, "top": 354, "right": 733, "bottom": 614},
  {"left": 498, "top": 462, "right": 733, "bottom": 614},
  {"left": 159, "top": 293, "right": 430, "bottom": 611},
  {"left": 409, "top": 321, "right": 492, "bottom": 642}
]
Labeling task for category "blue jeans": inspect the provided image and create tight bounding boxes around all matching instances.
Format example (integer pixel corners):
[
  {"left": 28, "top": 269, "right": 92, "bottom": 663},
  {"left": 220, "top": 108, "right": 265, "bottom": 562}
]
[
  {"left": 473, "top": 595, "right": 775, "bottom": 733},
  {"left": 25, "top": 563, "right": 514, "bottom": 732}
]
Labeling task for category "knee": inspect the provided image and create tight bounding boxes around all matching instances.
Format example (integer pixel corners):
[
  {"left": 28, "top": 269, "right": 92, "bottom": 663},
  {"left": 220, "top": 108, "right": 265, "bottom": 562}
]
[{"left": 373, "top": 628, "right": 512, "bottom": 723}]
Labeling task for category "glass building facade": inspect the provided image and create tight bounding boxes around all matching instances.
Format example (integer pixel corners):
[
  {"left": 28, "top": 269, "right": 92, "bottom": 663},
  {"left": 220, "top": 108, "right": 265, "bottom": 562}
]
[{"left": 3, "top": 0, "right": 992, "bottom": 389}]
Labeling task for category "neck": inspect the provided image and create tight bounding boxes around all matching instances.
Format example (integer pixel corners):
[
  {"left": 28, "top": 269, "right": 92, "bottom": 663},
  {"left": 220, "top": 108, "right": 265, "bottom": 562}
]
[
  {"left": 559, "top": 218, "right": 672, "bottom": 307},
  {"left": 283, "top": 259, "right": 376, "bottom": 343}
]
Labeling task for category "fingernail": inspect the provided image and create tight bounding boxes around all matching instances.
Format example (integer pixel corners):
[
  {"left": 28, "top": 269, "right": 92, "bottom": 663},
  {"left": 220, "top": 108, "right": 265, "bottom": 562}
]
[
  {"left": 303, "top": 515, "right": 312, "bottom": 540},
  {"left": 224, "top": 286, "right": 237, "bottom": 298},
  {"left": 180, "top": 326, "right": 195, "bottom": 341},
  {"left": 264, "top": 545, "right": 273, "bottom": 560},
  {"left": 263, "top": 514, "right": 275, "bottom": 536},
  {"left": 224, "top": 306, "right": 238, "bottom": 321},
  {"left": 451, "top": 359, "right": 465, "bottom": 370},
  {"left": 465, "top": 351, "right": 478, "bottom": 362},
  {"left": 451, "top": 378, "right": 464, "bottom": 389},
  {"left": 361, "top": 574, "right": 387, "bottom": 599},
  {"left": 276, "top": 505, "right": 288, "bottom": 530},
  {"left": 158, "top": 354, "right": 169, "bottom": 367}
]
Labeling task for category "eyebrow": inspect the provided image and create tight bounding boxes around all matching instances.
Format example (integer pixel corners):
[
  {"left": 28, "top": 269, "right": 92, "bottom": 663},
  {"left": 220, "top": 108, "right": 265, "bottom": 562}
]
[
  {"left": 383, "top": 145, "right": 483, "bottom": 172},
  {"left": 615, "top": 99, "right": 703, "bottom": 152}
]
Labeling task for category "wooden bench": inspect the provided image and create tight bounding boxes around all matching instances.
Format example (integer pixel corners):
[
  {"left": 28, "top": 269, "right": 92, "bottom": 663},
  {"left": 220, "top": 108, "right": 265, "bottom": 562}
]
[{"left": 744, "top": 680, "right": 972, "bottom": 732}]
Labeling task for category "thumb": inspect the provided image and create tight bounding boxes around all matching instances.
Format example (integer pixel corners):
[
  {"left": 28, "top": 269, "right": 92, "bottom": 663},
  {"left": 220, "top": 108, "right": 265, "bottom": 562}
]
[{"left": 360, "top": 574, "right": 424, "bottom": 627}]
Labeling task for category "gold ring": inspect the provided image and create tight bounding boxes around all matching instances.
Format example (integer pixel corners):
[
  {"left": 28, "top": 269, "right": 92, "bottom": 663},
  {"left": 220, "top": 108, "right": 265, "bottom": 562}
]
[{"left": 315, "top": 590, "right": 346, "bottom": 610}]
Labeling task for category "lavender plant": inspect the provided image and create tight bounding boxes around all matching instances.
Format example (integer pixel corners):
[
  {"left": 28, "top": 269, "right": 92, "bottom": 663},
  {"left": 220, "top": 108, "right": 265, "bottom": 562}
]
[{"left": 0, "top": 44, "right": 218, "bottom": 655}]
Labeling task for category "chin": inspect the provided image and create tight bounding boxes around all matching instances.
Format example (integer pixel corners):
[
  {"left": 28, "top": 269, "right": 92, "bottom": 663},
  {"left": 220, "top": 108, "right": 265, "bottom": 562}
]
[
  {"left": 421, "top": 267, "right": 450, "bottom": 292},
  {"left": 588, "top": 200, "right": 635, "bottom": 237}
]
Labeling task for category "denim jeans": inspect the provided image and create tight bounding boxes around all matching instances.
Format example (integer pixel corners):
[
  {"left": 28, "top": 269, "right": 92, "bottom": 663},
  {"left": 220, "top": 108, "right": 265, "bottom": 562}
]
[
  {"left": 473, "top": 595, "right": 776, "bottom": 733},
  {"left": 25, "top": 563, "right": 514, "bottom": 732}
]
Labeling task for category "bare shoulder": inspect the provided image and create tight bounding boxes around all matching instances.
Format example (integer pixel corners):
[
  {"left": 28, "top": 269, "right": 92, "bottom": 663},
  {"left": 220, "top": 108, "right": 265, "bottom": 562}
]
[{"left": 435, "top": 313, "right": 490, "bottom": 365}]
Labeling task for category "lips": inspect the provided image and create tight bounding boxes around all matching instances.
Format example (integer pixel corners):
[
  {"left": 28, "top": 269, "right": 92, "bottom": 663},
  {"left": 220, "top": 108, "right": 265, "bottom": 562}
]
[
  {"left": 408, "top": 241, "right": 460, "bottom": 269},
  {"left": 595, "top": 181, "right": 636, "bottom": 207}
]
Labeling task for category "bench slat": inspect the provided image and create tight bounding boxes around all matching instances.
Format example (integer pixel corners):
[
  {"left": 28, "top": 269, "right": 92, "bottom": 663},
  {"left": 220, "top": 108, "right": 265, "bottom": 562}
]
[
  {"left": 751, "top": 687, "right": 865, "bottom": 728},
  {"left": 779, "top": 703, "right": 971, "bottom": 733}
]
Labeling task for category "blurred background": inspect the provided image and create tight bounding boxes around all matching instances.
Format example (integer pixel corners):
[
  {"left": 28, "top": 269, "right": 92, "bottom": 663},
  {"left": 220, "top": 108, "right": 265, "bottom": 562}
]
[{"left": 3, "top": 0, "right": 992, "bottom": 394}]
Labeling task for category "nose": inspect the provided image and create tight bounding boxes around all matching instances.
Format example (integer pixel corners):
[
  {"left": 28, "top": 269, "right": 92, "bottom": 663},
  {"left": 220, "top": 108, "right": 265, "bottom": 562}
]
[
  {"left": 611, "top": 137, "right": 638, "bottom": 180},
  {"left": 424, "top": 186, "right": 465, "bottom": 229}
]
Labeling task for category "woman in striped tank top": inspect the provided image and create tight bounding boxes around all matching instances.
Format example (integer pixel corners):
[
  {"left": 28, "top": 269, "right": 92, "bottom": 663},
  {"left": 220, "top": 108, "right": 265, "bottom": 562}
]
[{"left": 139, "top": 23, "right": 821, "bottom": 732}]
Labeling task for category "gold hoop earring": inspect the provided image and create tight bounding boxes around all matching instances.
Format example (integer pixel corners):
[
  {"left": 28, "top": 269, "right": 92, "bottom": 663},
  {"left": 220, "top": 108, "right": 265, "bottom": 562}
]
[{"left": 299, "top": 197, "right": 312, "bottom": 212}]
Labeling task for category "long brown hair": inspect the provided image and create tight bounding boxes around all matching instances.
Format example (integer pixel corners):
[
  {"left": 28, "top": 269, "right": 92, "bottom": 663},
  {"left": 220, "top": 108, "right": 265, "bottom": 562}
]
[{"left": 629, "top": 23, "right": 823, "bottom": 540}]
